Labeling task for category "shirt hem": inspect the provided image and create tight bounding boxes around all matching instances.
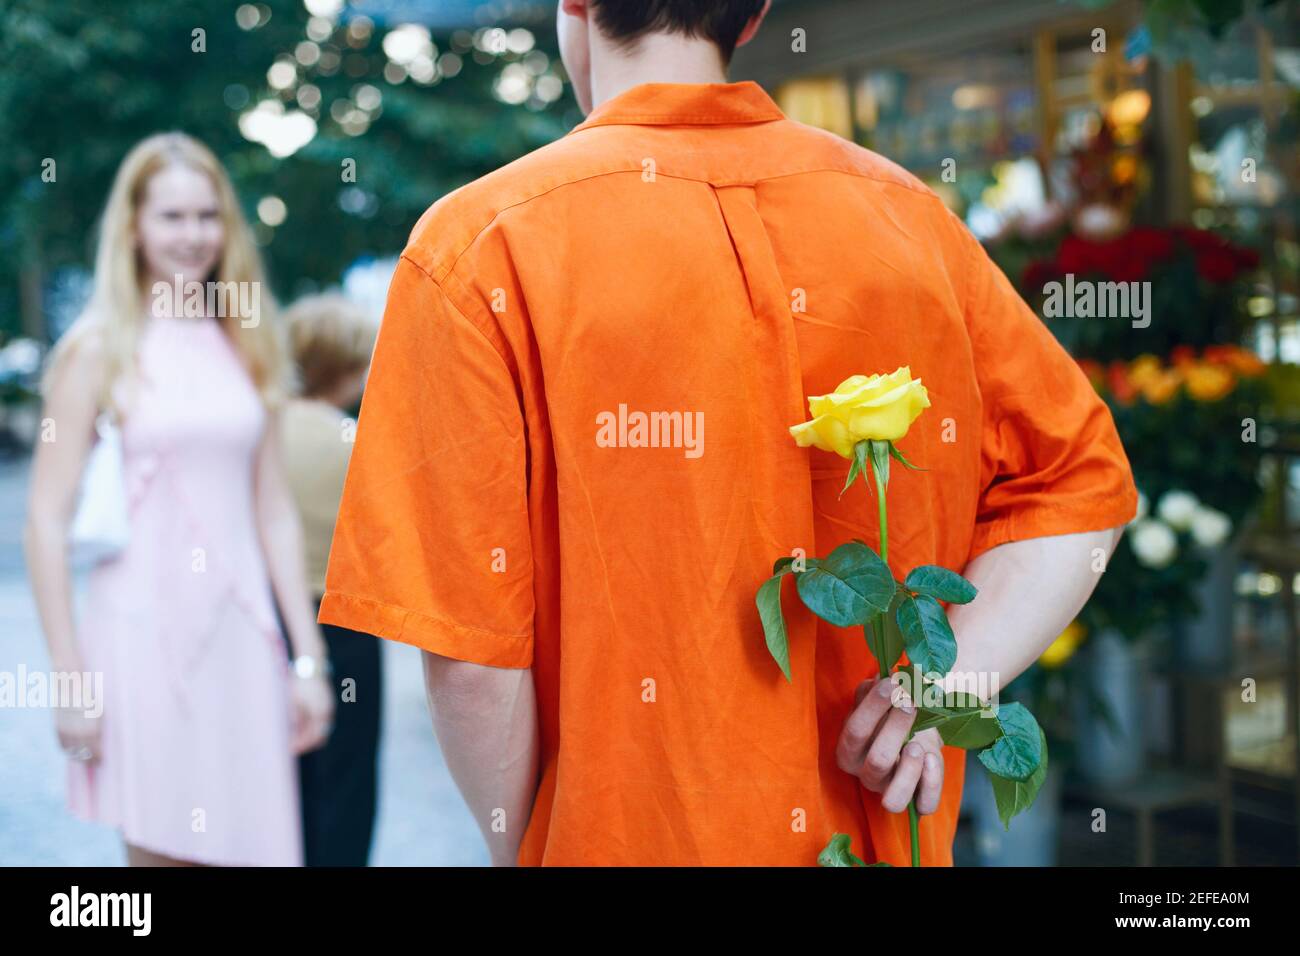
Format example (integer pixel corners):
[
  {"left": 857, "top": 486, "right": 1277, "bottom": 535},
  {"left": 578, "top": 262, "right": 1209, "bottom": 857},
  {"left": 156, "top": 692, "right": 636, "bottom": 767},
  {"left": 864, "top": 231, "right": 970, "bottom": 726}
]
[
  {"left": 317, "top": 591, "right": 533, "bottom": 668},
  {"left": 965, "top": 492, "right": 1138, "bottom": 566}
]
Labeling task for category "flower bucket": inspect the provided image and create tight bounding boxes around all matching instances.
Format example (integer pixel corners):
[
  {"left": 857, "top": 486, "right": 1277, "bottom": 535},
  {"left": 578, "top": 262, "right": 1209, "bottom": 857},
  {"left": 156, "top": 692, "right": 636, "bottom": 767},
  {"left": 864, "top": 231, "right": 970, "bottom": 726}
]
[
  {"left": 1174, "top": 537, "right": 1240, "bottom": 669},
  {"left": 965, "top": 750, "right": 1064, "bottom": 867},
  {"left": 1073, "top": 628, "right": 1149, "bottom": 787}
]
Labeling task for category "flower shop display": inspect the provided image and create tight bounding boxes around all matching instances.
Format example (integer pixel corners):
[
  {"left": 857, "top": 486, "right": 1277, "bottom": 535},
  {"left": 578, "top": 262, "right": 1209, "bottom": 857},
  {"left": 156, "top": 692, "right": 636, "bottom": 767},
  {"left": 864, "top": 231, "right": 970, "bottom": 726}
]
[{"left": 1023, "top": 227, "right": 1260, "bottom": 362}]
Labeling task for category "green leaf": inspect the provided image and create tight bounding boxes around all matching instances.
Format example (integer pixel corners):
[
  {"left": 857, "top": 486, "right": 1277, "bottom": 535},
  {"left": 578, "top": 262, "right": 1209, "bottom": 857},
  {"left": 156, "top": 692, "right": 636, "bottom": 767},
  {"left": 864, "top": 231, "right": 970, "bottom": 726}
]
[
  {"left": 840, "top": 441, "right": 870, "bottom": 498},
  {"left": 888, "top": 442, "right": 929, "bottom": 471},
  {"left": 795, "top": 541, "right": 895, "bottom": 628},
  {"left": 894, "top": 593, "right": 958, "bottom": 676},
  {"left": 756, "top": 570, "right": 793, "bottom": 682},
  {"left": 989, "top": 727, "right": 1049, "bottom": 829},
  {"left": 868, "top": 438, "right": 891, "bottom": 490},
  {"left": 904, "top": 565, "right": 978, "bottom": 605},
  {"left": 910, "top": 691, "right": 983, "bottom": 733},
  {"left": 977, "top": 702, "right": 1044, "bottom": 782},
  {"left": 817, "top": 832, "right": 866, "bottom": 867},
  {"left": 936, "top": 704, "right": 1004, "bottom": 749},
  {"left": 865, "top": 591, "right": 907, "bottom": 677},
  {"left": 773, "top": 555, "right": 822, "bottom": 576}
]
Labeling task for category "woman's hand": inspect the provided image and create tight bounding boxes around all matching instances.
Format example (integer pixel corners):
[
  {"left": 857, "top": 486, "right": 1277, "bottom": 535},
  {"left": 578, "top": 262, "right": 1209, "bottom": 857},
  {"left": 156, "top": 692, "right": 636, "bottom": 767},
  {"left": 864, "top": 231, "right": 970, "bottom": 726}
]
[
  {"left": 291, "top": 673, "right": 335, "bottom": 755},
  {"left": 56, "top": 705, "right": 103, "bottom": 764},
  {"left": 836, "top": 676, "right": 946, "bottom": 815}
]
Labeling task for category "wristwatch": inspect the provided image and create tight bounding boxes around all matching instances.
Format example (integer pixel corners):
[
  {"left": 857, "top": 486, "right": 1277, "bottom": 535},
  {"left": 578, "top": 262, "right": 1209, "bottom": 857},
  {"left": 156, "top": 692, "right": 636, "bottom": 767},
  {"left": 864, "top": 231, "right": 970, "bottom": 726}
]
[{"left": 292, "top": 654, "right": 333, "bottom": 680}]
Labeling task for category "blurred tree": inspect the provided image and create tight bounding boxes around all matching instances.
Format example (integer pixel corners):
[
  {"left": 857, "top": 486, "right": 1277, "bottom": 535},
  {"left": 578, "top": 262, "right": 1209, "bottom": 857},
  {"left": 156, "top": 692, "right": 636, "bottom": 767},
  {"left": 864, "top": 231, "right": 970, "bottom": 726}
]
[{"left": 0, "top": 0, "right": 574, "bottom": 341}]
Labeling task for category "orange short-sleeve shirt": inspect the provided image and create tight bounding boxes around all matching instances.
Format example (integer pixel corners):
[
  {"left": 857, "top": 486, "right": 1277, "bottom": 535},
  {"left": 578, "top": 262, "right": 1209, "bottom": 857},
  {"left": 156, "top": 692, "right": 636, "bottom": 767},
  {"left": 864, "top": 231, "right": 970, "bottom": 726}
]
[{"left": 318, "top": 81, "right": 1138, "bottom": 866}]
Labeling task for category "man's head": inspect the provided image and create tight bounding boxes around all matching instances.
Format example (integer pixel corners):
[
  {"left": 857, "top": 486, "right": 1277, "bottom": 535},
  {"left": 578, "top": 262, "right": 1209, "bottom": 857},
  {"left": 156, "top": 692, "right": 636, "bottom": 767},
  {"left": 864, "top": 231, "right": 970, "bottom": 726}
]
[{"left": 558, "top": 0, "right": 771, "bottom": 113}]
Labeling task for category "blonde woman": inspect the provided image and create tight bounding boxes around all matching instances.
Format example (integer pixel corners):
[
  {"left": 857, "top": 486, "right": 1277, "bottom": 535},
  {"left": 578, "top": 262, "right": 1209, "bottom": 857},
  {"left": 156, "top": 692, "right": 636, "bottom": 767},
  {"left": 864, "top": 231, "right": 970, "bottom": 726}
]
[{"left": 23, "top": 132, "right": 334, "bottom": 867}]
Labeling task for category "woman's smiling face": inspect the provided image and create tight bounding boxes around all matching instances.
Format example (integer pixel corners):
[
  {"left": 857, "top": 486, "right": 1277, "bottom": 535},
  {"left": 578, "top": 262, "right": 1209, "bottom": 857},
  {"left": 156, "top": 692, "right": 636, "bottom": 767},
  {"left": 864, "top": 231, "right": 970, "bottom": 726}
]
[{"left": 135, "top": 163, "right": 225, "bottom": 290}]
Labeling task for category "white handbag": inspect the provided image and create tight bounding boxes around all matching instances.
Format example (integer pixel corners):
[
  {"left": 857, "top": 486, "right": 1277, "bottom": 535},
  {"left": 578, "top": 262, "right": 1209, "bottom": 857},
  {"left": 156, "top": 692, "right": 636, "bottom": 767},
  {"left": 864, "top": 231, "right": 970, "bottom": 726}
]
[{"left": 68, "top": 412, "right": 130, "bottom": 569}]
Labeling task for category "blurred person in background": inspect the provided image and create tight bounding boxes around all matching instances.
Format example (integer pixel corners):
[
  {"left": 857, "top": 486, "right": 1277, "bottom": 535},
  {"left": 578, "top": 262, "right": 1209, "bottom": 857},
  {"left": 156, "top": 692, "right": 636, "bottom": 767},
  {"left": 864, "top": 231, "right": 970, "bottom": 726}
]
[
  {"left": 280, "top": 293, "right": 381, "bottom": 867},
  {"left": 24, "top": 132, "right": 333, "bottom": 867}
]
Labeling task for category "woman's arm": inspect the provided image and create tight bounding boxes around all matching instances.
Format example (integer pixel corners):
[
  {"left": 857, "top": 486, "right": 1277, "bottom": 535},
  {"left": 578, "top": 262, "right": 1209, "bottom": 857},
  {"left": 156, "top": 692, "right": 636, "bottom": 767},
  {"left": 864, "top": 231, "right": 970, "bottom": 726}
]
[
  {"left": 253, "top": 410, "right": 327, "bottom": 662},
  {"left": 24, "top": 333, "right": 103, "bottom": 674},
  {"left": 253, "top": 410, "right": 333, "bottom": 752},
  {"left": 24, "top": 331, "right": 108, "bottom": 760}
]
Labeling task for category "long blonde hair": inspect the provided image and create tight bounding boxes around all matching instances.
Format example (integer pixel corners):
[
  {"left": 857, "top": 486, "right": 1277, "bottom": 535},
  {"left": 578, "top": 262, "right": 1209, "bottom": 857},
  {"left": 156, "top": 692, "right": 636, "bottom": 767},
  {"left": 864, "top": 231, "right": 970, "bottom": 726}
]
[{"left": 42, "top": 132, "right": 293, "bottom": 415}]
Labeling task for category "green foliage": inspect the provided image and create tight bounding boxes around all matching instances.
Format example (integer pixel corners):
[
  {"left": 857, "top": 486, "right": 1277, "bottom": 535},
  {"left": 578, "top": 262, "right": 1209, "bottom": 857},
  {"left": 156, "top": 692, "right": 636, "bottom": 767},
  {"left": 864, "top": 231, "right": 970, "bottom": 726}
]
[
  {"left": 989, "top": 728, "right": 1049, "bottom": 829},
  {"left": 755, "top": 568, "right": 793, "bottom": 683},
  {"left": 976, "top": 702, "right": 1044, "bottom": 782},
  {"left": 904, "top": 565, "right": 978, "bottom": 604},
  {"left": 794, "top": 541, "right": 895, "bottom": 629},
  {"left": 817, "top": 833, "right": 891, "bottom": 867},
  {"left": 0, "top": 0, "right": 573, "bottom": 339},
  {"left": 895, "top": 592, "right": 958, "bottom": 676}
]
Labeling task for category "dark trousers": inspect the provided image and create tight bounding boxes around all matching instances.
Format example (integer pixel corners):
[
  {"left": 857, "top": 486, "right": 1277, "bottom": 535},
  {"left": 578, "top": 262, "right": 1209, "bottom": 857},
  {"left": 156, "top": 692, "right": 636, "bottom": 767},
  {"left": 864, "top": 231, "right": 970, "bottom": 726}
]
[{"left": 296, "top": 597, "right": 384, "bottom": 866}]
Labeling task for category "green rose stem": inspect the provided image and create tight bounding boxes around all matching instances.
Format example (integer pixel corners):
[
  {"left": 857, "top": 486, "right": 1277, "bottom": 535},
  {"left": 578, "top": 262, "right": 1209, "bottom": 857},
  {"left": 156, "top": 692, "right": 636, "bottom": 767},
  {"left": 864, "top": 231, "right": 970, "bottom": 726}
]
[{"left": 864, "top": 439, "right": 921, "bottom": 869}]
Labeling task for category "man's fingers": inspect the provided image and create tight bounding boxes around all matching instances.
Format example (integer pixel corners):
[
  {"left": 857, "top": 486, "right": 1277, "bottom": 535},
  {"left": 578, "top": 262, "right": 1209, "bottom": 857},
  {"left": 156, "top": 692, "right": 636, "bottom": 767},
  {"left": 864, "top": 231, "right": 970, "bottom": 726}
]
[
  {"left": 915, "top": 751, "right": 945, "bottom": 815},
  {"left": 881, "top": 741, "right": 925, "bottom": 813},
  {"left": 853, "top": 679, "right": 872, "bottom": 707},
  {"left": 836, "top": 679, "right": 898, "bottom": 775},
  {"left": 858, "top": 698, "right": 917, "bottom": 789}
]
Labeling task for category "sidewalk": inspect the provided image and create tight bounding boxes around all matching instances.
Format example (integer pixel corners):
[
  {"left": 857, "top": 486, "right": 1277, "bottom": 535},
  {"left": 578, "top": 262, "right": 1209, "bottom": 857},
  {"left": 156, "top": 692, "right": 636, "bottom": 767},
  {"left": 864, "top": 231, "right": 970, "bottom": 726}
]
[{"left": 0, "top": 455, "right": 487, "bottom": 866}]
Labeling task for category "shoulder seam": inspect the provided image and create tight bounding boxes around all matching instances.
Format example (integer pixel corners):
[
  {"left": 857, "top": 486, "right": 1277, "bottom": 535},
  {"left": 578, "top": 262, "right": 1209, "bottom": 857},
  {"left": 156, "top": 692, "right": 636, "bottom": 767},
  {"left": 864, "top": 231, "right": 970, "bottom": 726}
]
[{"left": 397, "top": 253, "right": 514, "bottom": 370}]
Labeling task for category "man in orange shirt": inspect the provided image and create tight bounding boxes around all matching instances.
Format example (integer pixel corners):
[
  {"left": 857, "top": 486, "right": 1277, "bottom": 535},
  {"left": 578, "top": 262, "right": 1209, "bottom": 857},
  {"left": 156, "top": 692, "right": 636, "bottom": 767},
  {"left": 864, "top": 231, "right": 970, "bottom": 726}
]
[{"left": 319, "top": 0, "right": 1137, "bottom": 866}]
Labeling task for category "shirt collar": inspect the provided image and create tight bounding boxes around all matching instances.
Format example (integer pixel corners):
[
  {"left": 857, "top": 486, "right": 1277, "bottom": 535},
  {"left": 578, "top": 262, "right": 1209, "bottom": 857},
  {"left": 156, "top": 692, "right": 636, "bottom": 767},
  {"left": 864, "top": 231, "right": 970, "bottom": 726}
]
[{"left": 569, "top": 81, "right": 785, "bottom": 133}]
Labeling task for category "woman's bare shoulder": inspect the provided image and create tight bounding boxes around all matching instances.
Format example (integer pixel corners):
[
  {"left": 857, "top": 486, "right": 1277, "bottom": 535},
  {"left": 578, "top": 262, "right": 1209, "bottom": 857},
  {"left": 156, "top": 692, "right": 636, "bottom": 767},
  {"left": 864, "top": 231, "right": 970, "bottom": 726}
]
[{"left": 42, "top": 312, "right": 112, "bottom": 396}]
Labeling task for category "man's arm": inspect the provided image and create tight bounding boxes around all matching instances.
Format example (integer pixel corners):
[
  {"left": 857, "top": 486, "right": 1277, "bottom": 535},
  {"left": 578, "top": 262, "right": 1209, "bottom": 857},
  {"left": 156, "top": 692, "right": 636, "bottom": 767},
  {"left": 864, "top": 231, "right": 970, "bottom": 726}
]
[
  {"left": 836, "top": 523, "right": 1125, "bottom": 816},
  {"left": 422, "top": 653, "right": 540, "bottom": 866},
  {"left": 944, "top": 523, "right": 1125, "bottom": 697}
]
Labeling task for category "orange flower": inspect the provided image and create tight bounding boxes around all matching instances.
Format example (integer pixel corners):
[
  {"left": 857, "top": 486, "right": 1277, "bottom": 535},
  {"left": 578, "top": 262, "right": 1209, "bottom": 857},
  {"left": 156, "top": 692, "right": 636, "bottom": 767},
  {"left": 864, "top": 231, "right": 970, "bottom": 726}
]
[
  {"left": 1170, "top": 345, "right": 1196, "bottom": 369},
  {"left": 1183, "top": 361, "right": 1236, "bottom": 401},
  {"left": 1140, "top": 369, "right": 1182, "bottom": 404},
  {"left": 1205, "top": 344, "right": 1266, "bottom": 377}
]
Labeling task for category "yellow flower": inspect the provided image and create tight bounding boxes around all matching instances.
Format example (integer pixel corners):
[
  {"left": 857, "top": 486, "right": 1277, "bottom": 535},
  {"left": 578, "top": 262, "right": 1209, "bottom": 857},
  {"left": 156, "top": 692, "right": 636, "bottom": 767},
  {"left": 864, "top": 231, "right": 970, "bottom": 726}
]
[
  {"left": 790, "top": 367, "right": 931, "bottom": 458},
  {"left": 1126, "top": 354, "right": 1163, "bottom": 388},
  {"left": 1040, "top": 621, "right": 1084, "bottom": 669},
  {"left": 1183, "top": 362, "right": 1235, "bottom": 401},
  {"left": 1139, "top": 369, "right": 1182, "bottom": 405}
]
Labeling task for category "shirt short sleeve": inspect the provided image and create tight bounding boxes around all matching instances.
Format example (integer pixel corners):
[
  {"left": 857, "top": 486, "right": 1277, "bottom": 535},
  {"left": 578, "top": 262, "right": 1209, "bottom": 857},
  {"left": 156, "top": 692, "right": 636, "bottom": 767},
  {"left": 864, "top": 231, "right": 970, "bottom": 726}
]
[
  {"left": 959, "top": 225, "right": 1139, "bottom": 564},
  {"left": 317, "top": 255, "right": 535, "bottom": 667}
]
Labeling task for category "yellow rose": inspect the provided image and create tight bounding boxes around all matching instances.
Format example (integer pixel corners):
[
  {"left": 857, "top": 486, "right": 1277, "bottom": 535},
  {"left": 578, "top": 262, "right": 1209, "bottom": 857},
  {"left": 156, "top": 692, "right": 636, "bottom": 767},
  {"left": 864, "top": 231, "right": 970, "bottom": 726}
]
[{"left": 790, "top": 366, "right": 931, "bottom": 458}]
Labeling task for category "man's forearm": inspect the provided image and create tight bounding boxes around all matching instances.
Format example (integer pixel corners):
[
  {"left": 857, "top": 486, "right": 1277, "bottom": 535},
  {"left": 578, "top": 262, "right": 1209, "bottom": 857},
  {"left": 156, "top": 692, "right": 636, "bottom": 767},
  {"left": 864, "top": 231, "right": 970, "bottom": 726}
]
[
  {"left": 941, "top": 525, "right": 1125, "bottom": 702},
  {"left": 421, "top": 654, "right": 540, "bottom": 865}
]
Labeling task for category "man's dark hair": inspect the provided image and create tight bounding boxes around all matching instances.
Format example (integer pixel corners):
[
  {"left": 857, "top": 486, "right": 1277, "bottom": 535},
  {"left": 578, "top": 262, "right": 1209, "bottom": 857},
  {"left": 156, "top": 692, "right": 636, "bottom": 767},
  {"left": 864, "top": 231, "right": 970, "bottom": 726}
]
[{"left": 589, "top": 1, "right": 767, "bottom": 62}]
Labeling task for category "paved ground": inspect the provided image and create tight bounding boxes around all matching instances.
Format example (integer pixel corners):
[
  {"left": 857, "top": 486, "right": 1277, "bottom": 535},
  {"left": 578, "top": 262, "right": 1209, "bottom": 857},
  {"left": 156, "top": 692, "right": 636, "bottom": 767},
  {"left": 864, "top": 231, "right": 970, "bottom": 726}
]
[{"left": 0, "top": 455, "right": 487, "bottom": 866}]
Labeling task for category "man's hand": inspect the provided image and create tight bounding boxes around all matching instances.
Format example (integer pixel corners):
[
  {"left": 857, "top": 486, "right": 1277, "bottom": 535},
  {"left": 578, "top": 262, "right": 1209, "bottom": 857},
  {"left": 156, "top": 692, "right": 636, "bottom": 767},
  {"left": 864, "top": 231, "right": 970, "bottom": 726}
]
[{"left": 835, "top": 676, "right": 945, "bottom": 815}]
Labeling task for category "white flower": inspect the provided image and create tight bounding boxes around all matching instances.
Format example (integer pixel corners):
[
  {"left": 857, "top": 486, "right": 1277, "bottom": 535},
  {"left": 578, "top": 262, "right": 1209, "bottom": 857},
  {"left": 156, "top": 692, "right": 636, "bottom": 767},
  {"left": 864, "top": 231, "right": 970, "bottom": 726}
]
[
  {"left": 1156, "top": 490, "right": 1200, "bottom": 531},
  {"left": 1190, "top": 506, "right": 1232, "bottom": 548},
  {"left": 1132, "top": 489, "right": 1149, "bottom": 524},
  {"left": 1131, "top": 519, "right": 1178, "bottom": 569}
]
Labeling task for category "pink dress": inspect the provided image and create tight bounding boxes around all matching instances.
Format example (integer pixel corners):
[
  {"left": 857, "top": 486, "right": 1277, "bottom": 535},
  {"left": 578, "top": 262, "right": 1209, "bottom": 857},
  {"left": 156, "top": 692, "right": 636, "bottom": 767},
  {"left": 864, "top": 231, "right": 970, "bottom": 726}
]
[{"left": 67, "top": 313, "right": 303, "bottom": 866}]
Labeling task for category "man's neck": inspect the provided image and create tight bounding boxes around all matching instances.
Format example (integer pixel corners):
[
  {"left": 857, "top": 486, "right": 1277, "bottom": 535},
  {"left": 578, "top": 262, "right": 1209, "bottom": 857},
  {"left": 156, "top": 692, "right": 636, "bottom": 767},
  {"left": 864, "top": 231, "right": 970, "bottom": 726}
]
[{"left": 590, "top": 34, "right": 730, "bottom": 110}]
